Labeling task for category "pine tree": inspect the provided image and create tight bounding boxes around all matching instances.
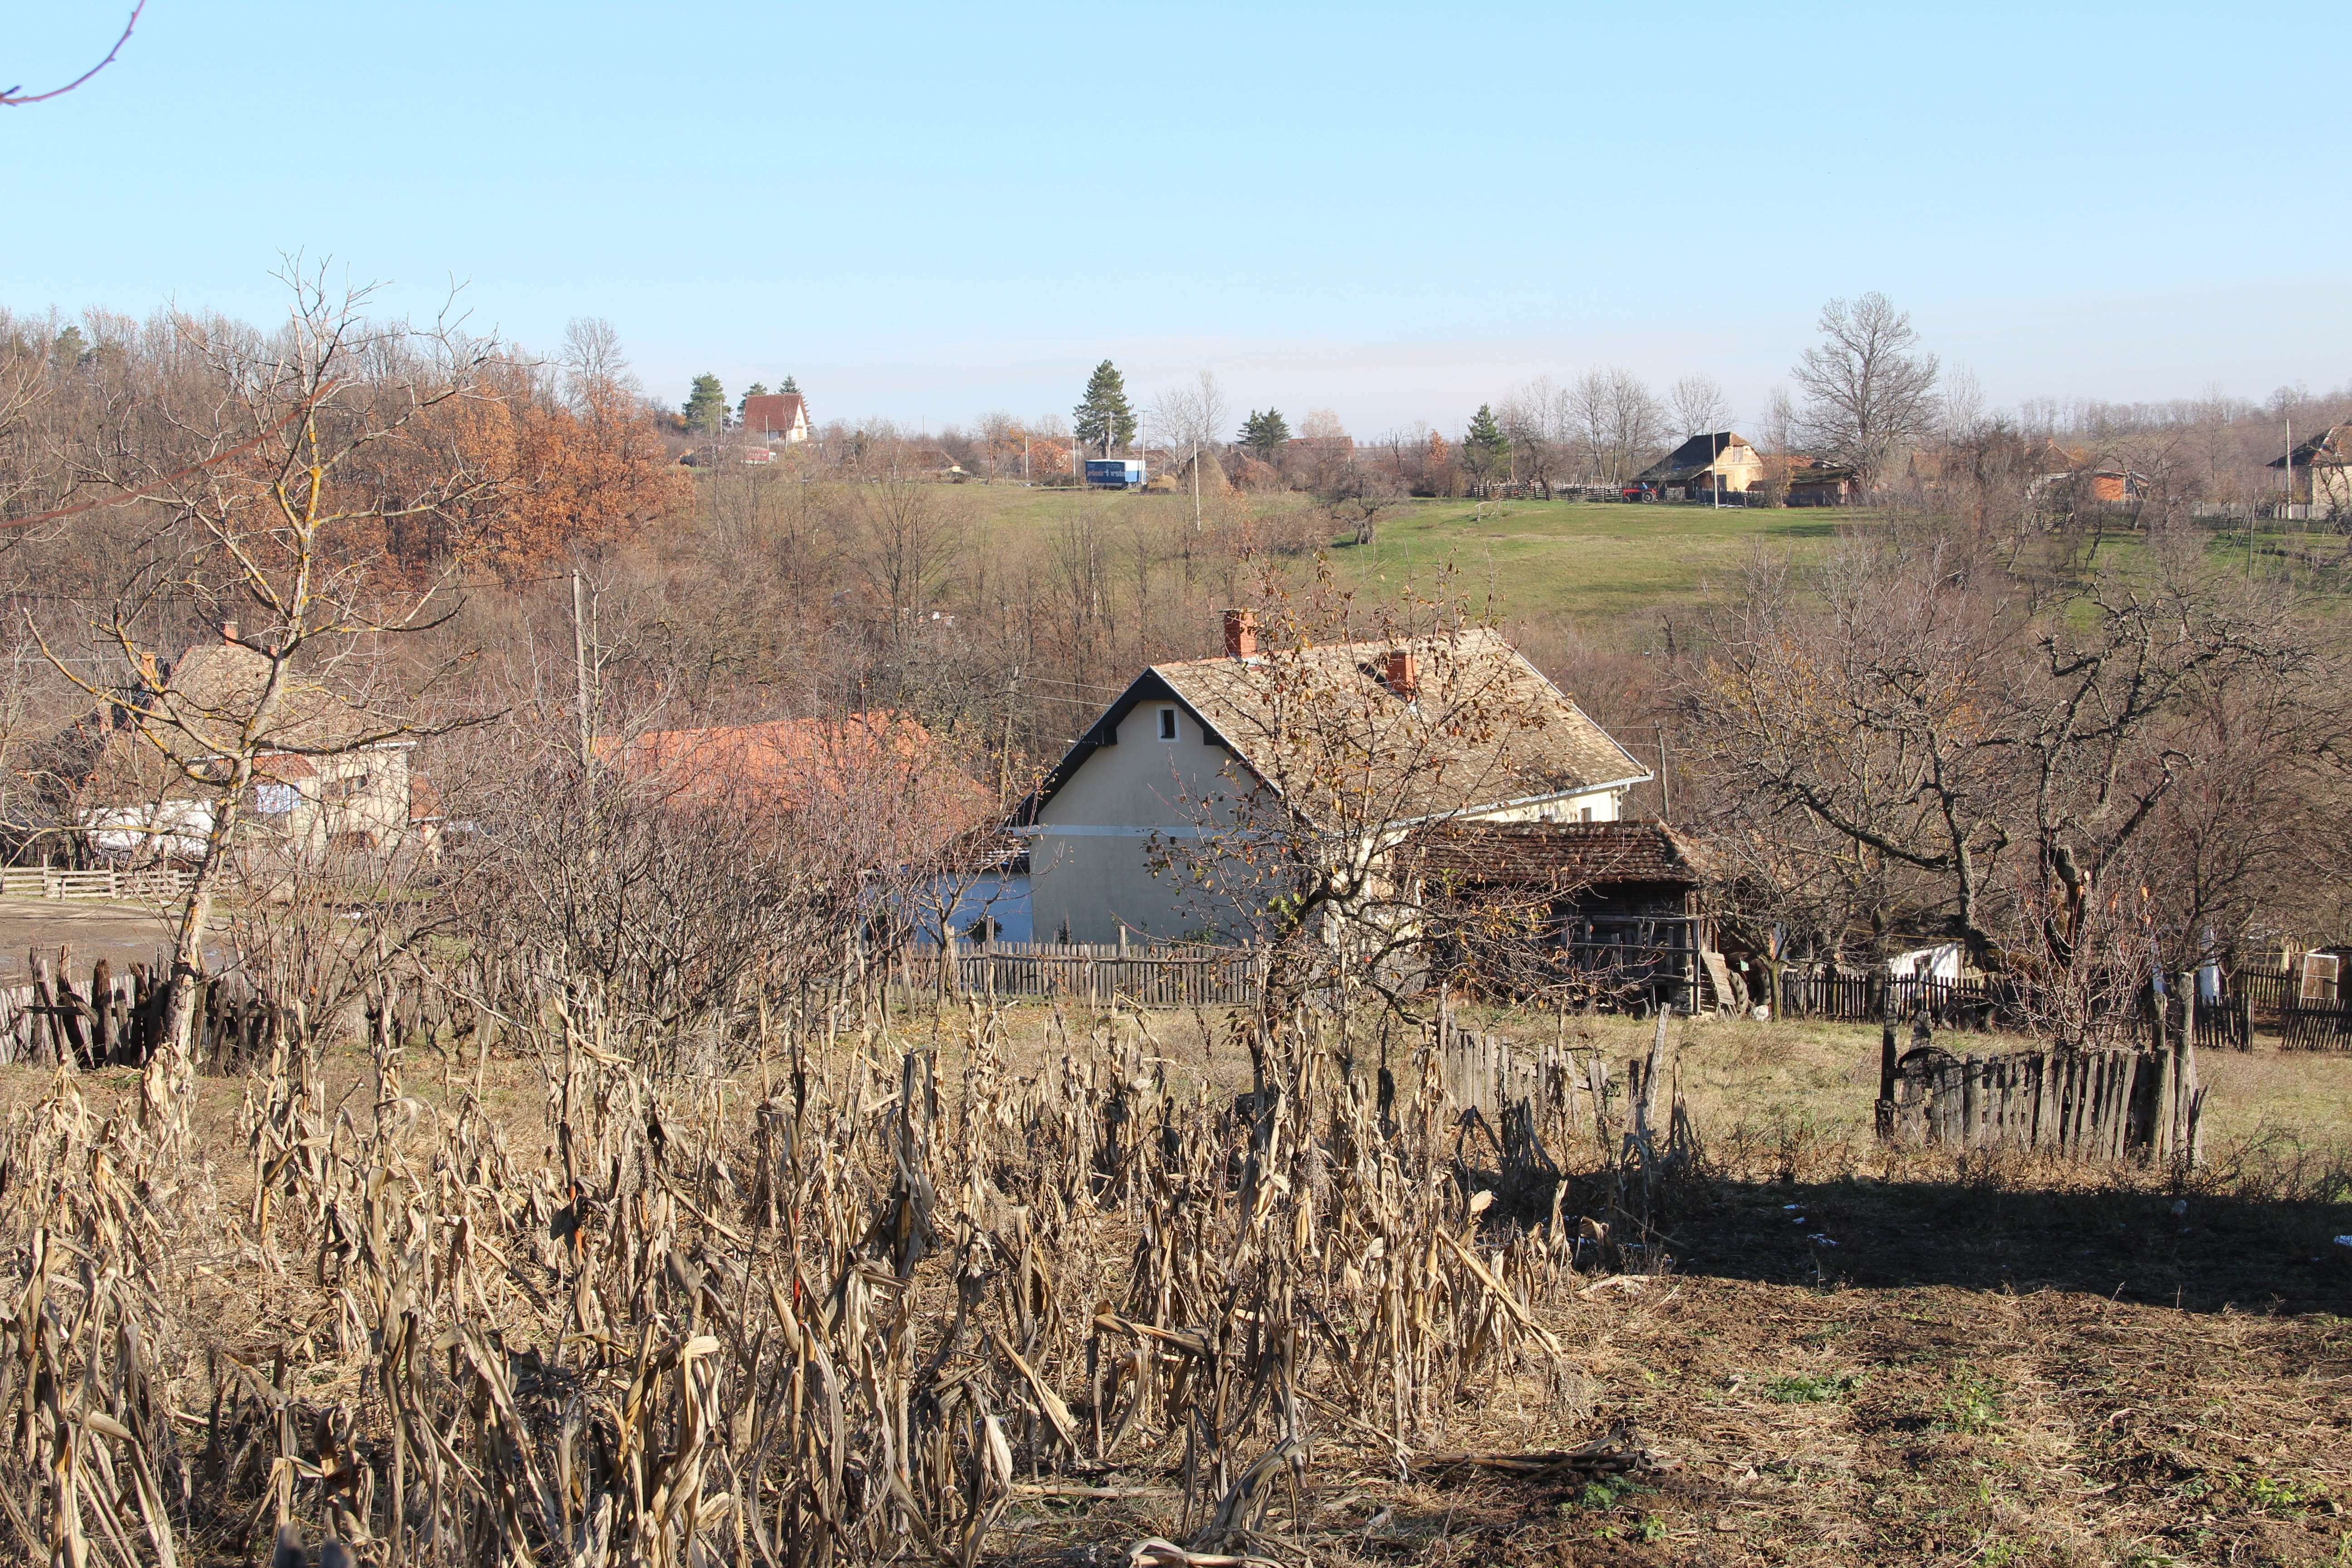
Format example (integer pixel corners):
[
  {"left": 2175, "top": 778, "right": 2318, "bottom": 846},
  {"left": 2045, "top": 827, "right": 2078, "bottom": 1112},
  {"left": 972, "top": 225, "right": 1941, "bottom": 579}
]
[
  {"left": 1238, "top": 409, "right": 1290, "bottom": 463},
  {"left": 682, "top": 373, "right": 728, "bottom": 434},
  {"left": 1463, "top": 404, "right": 1510, "bottom": 494},
  {"left": 1073, "top": 360, "right": 1137, "bottom": 456},
  {"left": 780, "top": 375, "right": 799, "bottom": 395},
  {"left": 738, "top": 382, "right": 768, "bottom": 412}
]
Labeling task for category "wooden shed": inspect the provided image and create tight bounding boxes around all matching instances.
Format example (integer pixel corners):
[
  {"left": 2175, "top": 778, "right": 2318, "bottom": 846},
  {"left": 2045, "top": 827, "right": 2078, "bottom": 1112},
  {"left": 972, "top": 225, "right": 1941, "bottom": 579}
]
[{"left": 1416, "top": 819, "right": 1733, "bottom": 1012}]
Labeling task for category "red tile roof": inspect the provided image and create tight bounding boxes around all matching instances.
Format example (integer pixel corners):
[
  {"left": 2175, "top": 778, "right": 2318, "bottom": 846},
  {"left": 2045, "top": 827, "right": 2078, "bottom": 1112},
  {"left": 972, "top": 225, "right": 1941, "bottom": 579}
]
[{"left": 740, "top": 392, "right": 808, "bottom": 437}]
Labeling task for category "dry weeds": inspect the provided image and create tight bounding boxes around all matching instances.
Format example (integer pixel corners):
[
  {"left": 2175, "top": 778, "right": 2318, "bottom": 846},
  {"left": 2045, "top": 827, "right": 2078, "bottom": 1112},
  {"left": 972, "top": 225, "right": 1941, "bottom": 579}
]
[{"left": 0, "top": 997, "right": 2344, "bottom": 1567}]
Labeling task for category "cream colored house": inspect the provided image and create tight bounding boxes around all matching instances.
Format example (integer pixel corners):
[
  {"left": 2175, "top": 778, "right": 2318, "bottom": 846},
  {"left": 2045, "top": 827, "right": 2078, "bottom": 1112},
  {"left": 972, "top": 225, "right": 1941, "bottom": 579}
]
[
  {"left": 1632, "top": 431, "right": 1764, "bottom": 498},
  {"left": 71, "top": 627, "right": 434, "bottom": 864},
  {"left": 2269, "top": 424, "right": 2352, "bottom": 512},
  {"left": 1011, "top": 616, "right": 1652, "bottom": 944}
]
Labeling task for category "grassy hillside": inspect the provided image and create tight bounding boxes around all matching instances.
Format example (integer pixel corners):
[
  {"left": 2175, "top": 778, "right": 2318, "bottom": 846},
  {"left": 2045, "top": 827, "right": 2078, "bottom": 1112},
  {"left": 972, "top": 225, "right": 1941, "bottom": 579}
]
[
  {"left": 955, "top": 483, "right": 1875, "bottom": 630},
  {"left": 947, "top": 480, "right": 2345, "bottom": 645},
  {"left": 1330, "top": 496, "right": 1862, "bottom": 623}
]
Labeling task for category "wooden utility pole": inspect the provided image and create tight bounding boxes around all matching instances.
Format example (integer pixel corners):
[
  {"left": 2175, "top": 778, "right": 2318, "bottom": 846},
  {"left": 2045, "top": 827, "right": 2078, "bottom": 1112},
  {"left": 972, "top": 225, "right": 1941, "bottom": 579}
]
[
  {"left": 1656, "top": 725, "right": 1673, "bottom": 822},
  {"left": 570, "top": 570, "right": 594, "bottom": 766}
]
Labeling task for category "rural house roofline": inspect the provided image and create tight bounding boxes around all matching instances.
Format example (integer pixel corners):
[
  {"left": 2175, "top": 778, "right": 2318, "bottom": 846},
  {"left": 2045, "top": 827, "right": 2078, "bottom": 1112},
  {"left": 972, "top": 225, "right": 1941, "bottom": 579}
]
[{"left": 1008, "top": 628, "right": 1651, "bottom": 831}]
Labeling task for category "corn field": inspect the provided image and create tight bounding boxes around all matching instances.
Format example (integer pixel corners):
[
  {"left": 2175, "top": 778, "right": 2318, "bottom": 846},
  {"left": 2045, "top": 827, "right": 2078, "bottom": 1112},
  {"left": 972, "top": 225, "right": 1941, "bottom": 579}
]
[{"left": 0, "top": 986, "right": 1630, "bottom": 1567}]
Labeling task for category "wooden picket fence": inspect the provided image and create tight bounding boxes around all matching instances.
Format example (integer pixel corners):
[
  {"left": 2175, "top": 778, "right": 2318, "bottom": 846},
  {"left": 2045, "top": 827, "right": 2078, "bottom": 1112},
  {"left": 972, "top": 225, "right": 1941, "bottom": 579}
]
[
  {"left": 1887, "top": 1045, "right": 2202, "bottom": 1160},
  {"left": 2279, "top": 996, "right": 2352, "bottom": 1051},
  {"left": 1779, "top": 968, "right": 2013, "bottom": 1027},
  {"left": 910, "top": 940, "right": 1263, "bottom": 1009}
]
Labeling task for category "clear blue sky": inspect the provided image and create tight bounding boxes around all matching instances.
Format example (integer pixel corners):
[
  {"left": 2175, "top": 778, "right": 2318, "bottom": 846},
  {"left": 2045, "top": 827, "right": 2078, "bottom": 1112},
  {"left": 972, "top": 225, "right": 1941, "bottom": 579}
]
[{"left": 7, "top": 2, "right": 2346, "bottom": 435}]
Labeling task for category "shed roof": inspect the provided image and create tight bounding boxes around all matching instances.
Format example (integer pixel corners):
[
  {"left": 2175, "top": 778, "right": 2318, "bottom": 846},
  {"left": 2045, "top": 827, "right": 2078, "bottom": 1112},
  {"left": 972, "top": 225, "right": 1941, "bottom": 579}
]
[
  {"left": 1415, "top": 819, "right": 1717, "bottom": 889},
  {"left": 2268, "top": 424, "right": 2351, "bottom": 469}
]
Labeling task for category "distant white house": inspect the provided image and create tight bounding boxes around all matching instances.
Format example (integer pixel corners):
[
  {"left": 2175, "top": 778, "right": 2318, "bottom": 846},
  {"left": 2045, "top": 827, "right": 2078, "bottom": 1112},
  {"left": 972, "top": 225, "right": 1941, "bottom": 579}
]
[{"left": 740, "top": 392, "right": 811, "bottom": 444}]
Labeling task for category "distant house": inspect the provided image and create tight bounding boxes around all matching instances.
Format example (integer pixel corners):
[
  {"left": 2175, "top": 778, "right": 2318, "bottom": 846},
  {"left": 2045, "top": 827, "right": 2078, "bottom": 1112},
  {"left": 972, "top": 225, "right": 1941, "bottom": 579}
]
[
  {"left": 740, "top": 392, "right": 811, "bottom": 444},
  {"left": 1010, "top": 615, "right": 1652, "bottom": 944},
  {"left": 69, "top": 625, "right": 429, "bottom": 863},
  {"left": 1631, "top": 431, "right": 1764, "bottom": 500},
  {"left": 2267, "top": 424, "right": 2352, "bottom": 511}
]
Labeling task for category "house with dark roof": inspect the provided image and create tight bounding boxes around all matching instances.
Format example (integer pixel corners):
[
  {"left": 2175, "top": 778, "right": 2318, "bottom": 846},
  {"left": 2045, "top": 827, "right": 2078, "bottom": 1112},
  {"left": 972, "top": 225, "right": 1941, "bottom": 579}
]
[
  {"left": 2268, "top": 424, "right": 2352, "bottom": 512},
  {"left": 1630, "top": 431, "right": 1762, "bottom": 500},
  {"left": 1009, "top": 614, "right": 1652, "bottom": 944},
  {"left": 1785, "top": 461, "right": 1861, "bottom": 506}
]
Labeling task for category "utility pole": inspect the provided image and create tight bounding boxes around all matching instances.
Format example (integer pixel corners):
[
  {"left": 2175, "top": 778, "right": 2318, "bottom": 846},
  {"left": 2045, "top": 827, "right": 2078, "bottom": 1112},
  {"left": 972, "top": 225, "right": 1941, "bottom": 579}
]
[
  {"left": 1192, "top": 435, "right": 1202, "bottom": 530},
  {"left": 1656, "top": 724, "right": 1673, "bottom": 822},
  {"left": 571, "top": 570, "right": 595, "bottom": 767},
  {"left": 996, "top": 663, "right": 1019, "bottom": 804}
]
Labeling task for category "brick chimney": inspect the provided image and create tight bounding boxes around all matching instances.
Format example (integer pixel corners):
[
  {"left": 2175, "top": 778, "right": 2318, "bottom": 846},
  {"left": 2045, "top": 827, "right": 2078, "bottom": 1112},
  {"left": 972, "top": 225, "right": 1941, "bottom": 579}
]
[
  {"left": 221, "top": 621, "right": 238, "bottom": 644},
  {"left": 1384, "top": 648, "right": 1418, "bottom": 699},
  {"left": 1222, "top": 608, "right": 1258, "bottom": 659}
]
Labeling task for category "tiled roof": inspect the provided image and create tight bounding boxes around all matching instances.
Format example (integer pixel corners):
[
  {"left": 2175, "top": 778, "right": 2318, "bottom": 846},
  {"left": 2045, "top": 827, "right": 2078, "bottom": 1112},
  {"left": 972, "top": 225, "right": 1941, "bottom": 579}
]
[
  {"left": 1415, "top": 819, "right": 1717, "bottom": 888},
  {"left": 740, "top": 392, "right": 808, "bottom": 436},
  {"left": 1020, "top": 629, "right": 1650, "bottom": 830},
  {"left": 596, "top": 713, "right": 991, "bottom": 825}
]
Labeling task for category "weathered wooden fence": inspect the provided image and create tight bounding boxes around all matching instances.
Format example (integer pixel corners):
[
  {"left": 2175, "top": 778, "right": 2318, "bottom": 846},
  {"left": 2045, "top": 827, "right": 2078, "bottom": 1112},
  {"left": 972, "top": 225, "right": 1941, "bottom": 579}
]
[
  {"left": 908, "top": 940, "right": 1263, "bottom": 1009},
  {"left": 0, "top": 867, "right": 192, "bottom": 902},
  {"left": 2279, "top": 996, "right": 2352, "bottom": 1051},
  {"left": 1888, "top": 1045, "right": 2203, "bottom": 1160},
  {"left": 0, "top": 950, "right": 284, "bottom": 1070},
  {"left": 1779, "top": 968, "right": 2012, "bottom": 1027}
]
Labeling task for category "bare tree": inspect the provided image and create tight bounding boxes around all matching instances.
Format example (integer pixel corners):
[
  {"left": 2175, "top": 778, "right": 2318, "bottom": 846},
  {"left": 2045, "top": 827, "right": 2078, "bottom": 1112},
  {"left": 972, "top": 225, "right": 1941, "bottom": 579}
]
[
  {"left": 35, "top": 274, "right": 496, "bottom": 1123},
  {"left": 1567, "top": 367, "right": 1665, "bottom": 487},
  {"left": 1148, "top": 371, "right": 1230, "bottom": 527},
  {"left": 560, "top": 315, "right": 639, "bottom": 409},
  {"left": 1682, "top": 534, "right": 2315, "bottom": 1045},
  {"left": 1669, "top": 374, "right": 1734, "bottom": 442},
  {"left": 1790, "top": 291, "right": 1940, "bottom": 485},
  {"left": 1498, "top": 377, "right": 1568, "bottom": 495}
]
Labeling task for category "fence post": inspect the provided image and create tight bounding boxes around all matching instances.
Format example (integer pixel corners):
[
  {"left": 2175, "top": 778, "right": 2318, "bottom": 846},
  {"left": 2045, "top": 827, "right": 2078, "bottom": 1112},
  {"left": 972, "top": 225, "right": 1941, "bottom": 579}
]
[
  {"left": 2175, "top": 972, "right": 2199, "bottom": 1162},
  {"left": 1875, "top": 970, "right": 1897, "bottom": 1142}
]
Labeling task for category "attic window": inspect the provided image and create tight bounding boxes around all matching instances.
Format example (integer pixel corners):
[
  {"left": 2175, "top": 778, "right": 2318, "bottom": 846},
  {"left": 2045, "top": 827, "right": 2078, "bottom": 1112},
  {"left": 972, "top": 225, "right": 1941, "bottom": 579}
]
[{"left": 1156, "top": 706, "right": 1178, "bottom": 741}]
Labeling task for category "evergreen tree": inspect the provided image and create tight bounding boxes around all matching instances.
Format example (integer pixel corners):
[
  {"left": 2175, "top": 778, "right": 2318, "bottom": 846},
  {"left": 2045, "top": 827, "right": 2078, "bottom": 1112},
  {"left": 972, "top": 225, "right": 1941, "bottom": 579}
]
[
  {"left": 780, "top": 375, "right": 799, "bottom": 394},
  {"left": 738, "top": 382, "right": 768, "bottom": 412},
  {"left": 1463, "top": 404, "right": 1511, "bottom": 493},
  {"left": 1238, "top": 408, "right": 1290, "bottom": 463},
  {"left": 682, "top": 373, "right": 728, "bottom": 434},
  {"left": 1073, "top": 360, "right": 1137, "bottom": 456}
]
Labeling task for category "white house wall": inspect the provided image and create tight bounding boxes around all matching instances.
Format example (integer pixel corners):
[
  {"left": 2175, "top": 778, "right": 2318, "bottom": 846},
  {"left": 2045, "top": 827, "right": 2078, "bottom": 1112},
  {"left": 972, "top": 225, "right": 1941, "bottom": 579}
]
[
  {"left": 1028, "top": 701, "right": 1256, "bottom": 944},
  {"left": 1027, "top": 697, "right": 1632, "bottom": 943}
]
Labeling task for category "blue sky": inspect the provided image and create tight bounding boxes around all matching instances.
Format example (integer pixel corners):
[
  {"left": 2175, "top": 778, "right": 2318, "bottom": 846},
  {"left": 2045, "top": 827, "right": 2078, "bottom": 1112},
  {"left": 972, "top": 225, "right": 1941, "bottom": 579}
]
[{"left": 6, "top": 2, "right": 2345, "bottom": 435}]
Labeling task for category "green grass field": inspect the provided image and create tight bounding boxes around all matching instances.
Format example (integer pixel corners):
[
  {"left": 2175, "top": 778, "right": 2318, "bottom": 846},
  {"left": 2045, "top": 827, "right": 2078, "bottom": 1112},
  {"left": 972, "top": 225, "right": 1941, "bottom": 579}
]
[
  {"left": 1330, "top": 497, "right": 1865, "bottom": 625},
  {"left": 947, "top": 480, "right": 2347, "bottom": 638},
  {"left": 954, "top": 484, "right": 1879, "bottom": 630}
]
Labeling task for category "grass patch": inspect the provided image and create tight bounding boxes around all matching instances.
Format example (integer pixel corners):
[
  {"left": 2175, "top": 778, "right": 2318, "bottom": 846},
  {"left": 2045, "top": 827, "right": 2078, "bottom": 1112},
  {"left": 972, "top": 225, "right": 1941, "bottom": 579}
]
[{"left": 1766, "top": 1371, "right": 1867, "bottom": 1403}]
